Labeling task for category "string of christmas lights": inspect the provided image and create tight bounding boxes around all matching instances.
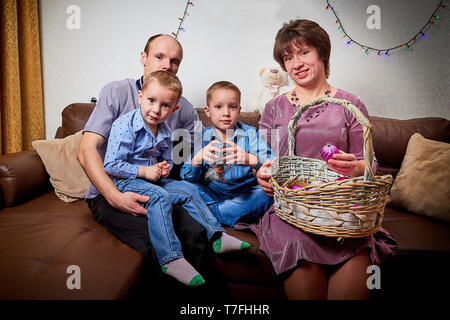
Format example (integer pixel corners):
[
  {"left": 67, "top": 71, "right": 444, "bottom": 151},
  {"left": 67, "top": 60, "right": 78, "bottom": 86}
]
[
  {"left": 325, "top": 0, "right": 447, "bottom": 56},
  {"left": 172, "top": 1, "right": 194, "bottom": 39}
]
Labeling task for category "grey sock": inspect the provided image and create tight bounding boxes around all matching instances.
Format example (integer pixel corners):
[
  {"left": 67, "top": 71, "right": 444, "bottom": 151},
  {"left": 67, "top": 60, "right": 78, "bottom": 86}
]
[
  {"left": 162, "top": 258, "right": 205, "bottom": 287},
  {"left": 213, "top": 232, "right": 250, "bottom": 254}
]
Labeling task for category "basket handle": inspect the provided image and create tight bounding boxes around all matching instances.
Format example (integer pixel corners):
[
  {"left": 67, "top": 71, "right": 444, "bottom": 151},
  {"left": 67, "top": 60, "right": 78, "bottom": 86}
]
[{"left": 287, "top": 96, "right": 375, "bottom": 181}]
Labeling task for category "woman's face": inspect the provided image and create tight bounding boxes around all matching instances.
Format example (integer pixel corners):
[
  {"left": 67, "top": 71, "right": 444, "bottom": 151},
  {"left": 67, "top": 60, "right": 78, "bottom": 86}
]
[{"left": 283, "top": 42, "right": 325, "bottom": 88}]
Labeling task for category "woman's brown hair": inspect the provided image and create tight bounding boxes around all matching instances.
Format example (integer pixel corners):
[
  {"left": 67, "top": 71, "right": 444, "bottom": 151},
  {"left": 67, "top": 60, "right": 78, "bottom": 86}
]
[{"left": 273, "top": 19, "right": 331, "bottom": 78}]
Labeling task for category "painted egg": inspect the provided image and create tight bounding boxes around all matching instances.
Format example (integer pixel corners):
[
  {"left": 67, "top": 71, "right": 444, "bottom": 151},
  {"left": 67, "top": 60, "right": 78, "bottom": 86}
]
[{"left": 320, "top": 143, "right": 339, "bottom": 162}]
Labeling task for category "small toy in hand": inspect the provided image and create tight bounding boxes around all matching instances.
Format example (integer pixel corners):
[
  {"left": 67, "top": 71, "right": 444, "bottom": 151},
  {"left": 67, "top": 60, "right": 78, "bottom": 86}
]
[
  {"left": 205, "top": 143, "right": 227, "bottom": 182},
  {"left": 320, "top": 143, "right": 338, "bottom": 162}
]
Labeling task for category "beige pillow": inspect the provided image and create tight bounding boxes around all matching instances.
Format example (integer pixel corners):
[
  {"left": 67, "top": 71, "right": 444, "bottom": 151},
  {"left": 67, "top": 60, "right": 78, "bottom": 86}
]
[
  {"left": 32, "top": 131, "right": 90, "bottom": 202},
  {"left": 389, "top": 133, "right": 450, "bottom": 222}
]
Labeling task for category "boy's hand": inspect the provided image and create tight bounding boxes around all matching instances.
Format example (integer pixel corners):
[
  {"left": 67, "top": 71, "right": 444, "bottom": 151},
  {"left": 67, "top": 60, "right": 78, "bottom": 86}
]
[
  {"left": 192, "top": 140, "right": 222, "bottom": 166},
  {"left": 156, "top": 161, "right": 171, "bottom": 178},
  {"left": 222, "top": 140, "right": 258, "bottom": 166},
  {"left": 139, "top": 165, "right": 161, "bottom": 181}
]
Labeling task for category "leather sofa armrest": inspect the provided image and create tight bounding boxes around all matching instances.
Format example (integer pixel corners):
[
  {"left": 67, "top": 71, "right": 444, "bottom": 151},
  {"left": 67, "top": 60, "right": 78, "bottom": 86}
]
[
  {"left": 0, "top": 150, "right": 51, "bottom": 207},
  {"left": 0, "top": 185, "right": 4, "bottom": 210}
]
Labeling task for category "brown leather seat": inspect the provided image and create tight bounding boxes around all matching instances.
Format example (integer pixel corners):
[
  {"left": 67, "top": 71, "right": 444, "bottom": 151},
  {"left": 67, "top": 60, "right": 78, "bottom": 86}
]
[
  {"left": 0, "top": 102, "right": 449, "bottom": 300},
  {"left": 0, "top": 192, "right": 142, "bottom": 299}
]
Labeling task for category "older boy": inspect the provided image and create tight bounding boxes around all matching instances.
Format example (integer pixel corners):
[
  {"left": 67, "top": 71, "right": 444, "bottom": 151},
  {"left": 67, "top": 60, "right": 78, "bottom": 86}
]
[{"left": 180, "top": 81, "right": 275, "bottom": 226}]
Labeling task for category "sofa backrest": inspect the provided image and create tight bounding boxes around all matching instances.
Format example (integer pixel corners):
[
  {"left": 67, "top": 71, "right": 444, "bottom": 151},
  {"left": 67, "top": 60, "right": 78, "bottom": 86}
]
[
  {"left": 56, "top": 103, "right": 449, "bottom": 177},
  {"left": 55, "top": 104, "right": 262, "bottom": 137},
  {"left": 371, "top": 116, "right": 449, "bottom": 176},
  {"left": 55, "top": 103, "right": 96, "bottom": 138}
]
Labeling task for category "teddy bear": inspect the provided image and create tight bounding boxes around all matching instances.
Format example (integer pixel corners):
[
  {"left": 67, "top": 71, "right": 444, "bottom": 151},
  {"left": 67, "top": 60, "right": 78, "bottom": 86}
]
[{"left": 245, "top": 66, "right": 291, "bottom": 113}]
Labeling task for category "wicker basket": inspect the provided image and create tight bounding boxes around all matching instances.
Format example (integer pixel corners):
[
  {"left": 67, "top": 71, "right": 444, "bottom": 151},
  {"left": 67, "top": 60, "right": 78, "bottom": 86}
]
[{"left": 270, "top": 96, "right": 393, "bottom": 238}]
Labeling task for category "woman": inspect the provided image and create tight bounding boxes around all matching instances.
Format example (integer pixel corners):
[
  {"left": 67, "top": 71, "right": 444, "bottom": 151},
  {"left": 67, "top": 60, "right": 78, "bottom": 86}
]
[{"left": 238, "top": 19, "right": 397, "bottom": 299}]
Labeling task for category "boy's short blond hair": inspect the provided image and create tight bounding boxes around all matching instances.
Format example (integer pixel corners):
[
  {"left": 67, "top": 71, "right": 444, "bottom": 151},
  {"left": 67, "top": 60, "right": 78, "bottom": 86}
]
[
  {"left": 206, "top": 81, "right": 241, "bottom": 106},
  {"left": 142, "top": 70, "right": 183, "bottom": 101}
]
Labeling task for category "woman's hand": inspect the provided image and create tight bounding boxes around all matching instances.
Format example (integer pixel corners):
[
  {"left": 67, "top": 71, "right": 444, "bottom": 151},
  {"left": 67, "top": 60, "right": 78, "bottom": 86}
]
[
  {"left": 326, "top": 150, "right": 365, "bottom": 177},
  {"left": 222, "top": 140, "right": 258, "bottom": 166},
  {"left": 191, "top": 140, "right": 221, "bottom": 166},
  {"left": 256, "top": 160, "right": 273, "bottom": 196}
]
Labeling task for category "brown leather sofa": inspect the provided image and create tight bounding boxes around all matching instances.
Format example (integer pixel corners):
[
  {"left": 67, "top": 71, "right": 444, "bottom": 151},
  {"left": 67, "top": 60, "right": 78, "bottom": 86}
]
[{"left": 0, "top": 103, "right": 449, "bottom": 300}]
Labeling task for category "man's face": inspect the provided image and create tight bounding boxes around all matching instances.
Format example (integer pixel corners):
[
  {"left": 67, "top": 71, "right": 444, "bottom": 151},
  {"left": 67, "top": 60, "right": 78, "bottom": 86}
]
[{"left": 141, "top": 35, "right": 183, "bottom": 79}]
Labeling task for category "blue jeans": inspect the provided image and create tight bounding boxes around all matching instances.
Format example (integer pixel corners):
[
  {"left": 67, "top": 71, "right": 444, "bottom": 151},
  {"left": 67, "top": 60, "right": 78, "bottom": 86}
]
[
  {"left": 194, "top": 183, "right": 273, "bottom": 227},
  {"left": 114, "top": 178, "right": 225, "bottom": 266}
]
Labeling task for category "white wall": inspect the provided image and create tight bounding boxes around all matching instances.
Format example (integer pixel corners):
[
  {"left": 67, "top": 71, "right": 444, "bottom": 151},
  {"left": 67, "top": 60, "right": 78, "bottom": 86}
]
[{"left": 40, "top": 0, "right": 450, "bottom": 138}]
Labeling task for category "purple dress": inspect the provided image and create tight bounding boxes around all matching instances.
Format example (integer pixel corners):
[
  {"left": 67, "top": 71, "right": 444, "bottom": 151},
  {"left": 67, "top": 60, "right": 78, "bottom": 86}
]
[{"left": 235, "top": 89, "right": 397, "bottom": 275}]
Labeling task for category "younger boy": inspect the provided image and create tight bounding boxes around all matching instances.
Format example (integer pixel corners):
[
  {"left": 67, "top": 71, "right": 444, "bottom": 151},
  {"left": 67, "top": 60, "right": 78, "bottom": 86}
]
[
  {"left": 104, "top": 72, "right": 249, "bottom": 288},
  {"left": 180, "top": 81, "right": 275, "bottom": 227}
]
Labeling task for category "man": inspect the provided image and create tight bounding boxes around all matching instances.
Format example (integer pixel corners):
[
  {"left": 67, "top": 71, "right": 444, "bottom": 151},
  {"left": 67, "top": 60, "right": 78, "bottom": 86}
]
[{"left": 77, "top": 34, "right": 225, "bottom": 299}]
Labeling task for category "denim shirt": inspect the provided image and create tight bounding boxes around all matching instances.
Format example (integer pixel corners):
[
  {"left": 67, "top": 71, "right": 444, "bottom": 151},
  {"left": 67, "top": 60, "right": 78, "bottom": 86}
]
[
  {"left": 180, "top": 121, "right": 276, "bottom": 196},
  {"left": 104, "top": 108, "right": 172, "bottom": 179}
]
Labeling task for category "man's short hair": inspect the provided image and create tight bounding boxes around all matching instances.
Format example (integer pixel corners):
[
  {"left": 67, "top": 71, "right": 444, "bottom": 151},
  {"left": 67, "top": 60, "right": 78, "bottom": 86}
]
[
  {"left": 206, "top": 81, "right": 241, "bottom": 106},
  {"left": 142, "top": 70, "right": 183, "bottom": 101},
  {"left": 143, "top": 34, "right": 183, "bottom": 59}
]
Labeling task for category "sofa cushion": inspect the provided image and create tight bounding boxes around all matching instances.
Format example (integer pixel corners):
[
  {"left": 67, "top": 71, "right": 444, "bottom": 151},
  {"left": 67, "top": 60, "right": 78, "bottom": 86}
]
[
  {"left": 388, "top": 133, "right": 450, "bottom": 223},
  {"left": 382, "top": 206, "right": 450, "bottom": 256},
  {"left": 32, "top": 131, "right": 90, "bottom": 202},
  {"left": 0, "top": 192, "right": 143, "bottom": 299},
  {"left": 371, "top": 116, "right": 450, "bottom": 177}
]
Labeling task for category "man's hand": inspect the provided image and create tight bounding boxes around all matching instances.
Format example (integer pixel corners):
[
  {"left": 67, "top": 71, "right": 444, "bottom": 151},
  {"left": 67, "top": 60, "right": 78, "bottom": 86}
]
[
  {"left": 78, "top": 132, "right": 149, "bottom": 216},
  {"left": 326, "top": 150, "right": 365, "bottom": 177},
  {"left": 222, "top": 140, "right": 258, "bottom": 166},
  {"left": 256, "top": 160, "right": 273, "bottom": 196},
  {"left": 109, "top": 191, "right": 149, "bottom": 216}
]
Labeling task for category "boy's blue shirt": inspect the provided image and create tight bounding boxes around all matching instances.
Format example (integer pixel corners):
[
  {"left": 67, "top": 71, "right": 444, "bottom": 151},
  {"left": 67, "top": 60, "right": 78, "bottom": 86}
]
[
  {"left": 180, "top": 121, "right": 276, "bottom": 196},
  {"left": 104, "top": 108, "right": 173, "bottom": 179}
]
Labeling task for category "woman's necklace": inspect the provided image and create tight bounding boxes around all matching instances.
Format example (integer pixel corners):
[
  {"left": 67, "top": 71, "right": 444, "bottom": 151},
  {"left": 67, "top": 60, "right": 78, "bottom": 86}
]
[{"left": 289, "top": 88, "right": 331, "bottom": 122}]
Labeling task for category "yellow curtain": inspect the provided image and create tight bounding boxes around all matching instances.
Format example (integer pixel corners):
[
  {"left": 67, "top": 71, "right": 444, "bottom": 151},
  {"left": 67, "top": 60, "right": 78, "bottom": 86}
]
[{"left": 0, "top": 0, "right": 45, "bottom": 155}]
